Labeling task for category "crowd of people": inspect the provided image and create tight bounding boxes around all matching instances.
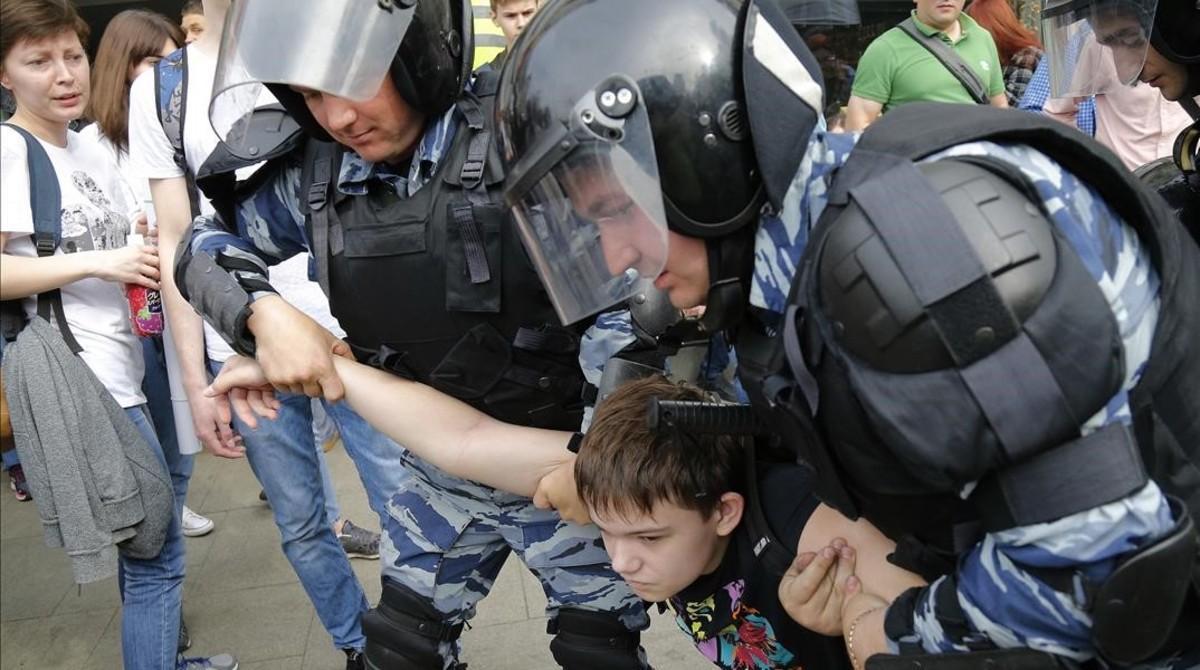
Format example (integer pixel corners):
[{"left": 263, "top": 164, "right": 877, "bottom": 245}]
[{"left": 1, "top": 0, "right": 1197, "bottom": 669}]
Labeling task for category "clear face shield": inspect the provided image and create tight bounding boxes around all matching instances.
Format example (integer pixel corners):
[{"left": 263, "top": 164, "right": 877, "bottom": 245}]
[
  {"left": 1042, "top": 0, "right": 1157, "bottom": 97},
  {"left": 506, "top": 78, "right": 670, "bottom": 325},
  {"left": 209, "top": 0, "right": 414, "bottom": 156}
]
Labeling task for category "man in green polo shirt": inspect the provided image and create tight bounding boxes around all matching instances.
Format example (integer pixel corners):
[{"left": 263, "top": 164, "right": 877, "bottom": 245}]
[{"left": 845, "top": 0, "right": 1007, "bottom": 130}]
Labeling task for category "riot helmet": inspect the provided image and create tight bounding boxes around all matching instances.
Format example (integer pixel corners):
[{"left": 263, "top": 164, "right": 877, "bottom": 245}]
[
  {"left": 788, "top": 151, "right": 1126, "bottom": 530},
  {"left": 210, "top": 0, "right": 473, "bottom": 153},
  {"left": 1042, "top": 0, "right": 1200, "bottom": 98},
  {"left": 497, "top": 0, "right": 829, "bottom": 324}
]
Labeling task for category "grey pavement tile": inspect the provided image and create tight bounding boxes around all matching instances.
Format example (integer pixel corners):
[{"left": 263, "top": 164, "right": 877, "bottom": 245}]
[
  {"left": 243, "top": 658, "right": 305, "bottom": 670},
  {"left": 52, "top": 577, "right": 120, "bottom": 616},
  {"left": 0, "top": 608, "right": 116, "bottom": 670},
  {"left": 298, "top": 613, "right": 348, "bottom": 670},
  {"left": 187, "top": 507, "right": 299, "bottom": 596},
  {"left": 184, "top": 583, "right": 315, "bottom": 664},
  {"left": 182, "top": 511, "right": 225, "bottom": 573},
  {"left": 0, "top": 490, "right": 41, "bottom": 542},
  {"left": 192, "top": 456, "right": 264, "bottom": 515},
  {"left": 0, "top": 535, "right": 74, "bottom": 622},
  {"left": 81, "top": 608, "right": 121, "bottom": 670}
]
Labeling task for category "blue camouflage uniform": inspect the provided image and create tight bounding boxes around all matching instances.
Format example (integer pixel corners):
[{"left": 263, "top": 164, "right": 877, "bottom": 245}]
[
  {"left": 187, "top": 106, "right": 649, "bottom": 668},
  {"left": 746, "top": 128, "right": 1187, "bottom": 666}
]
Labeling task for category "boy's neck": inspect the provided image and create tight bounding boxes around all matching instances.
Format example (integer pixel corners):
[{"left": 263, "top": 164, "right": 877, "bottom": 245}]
[{"left": 700, "top": 534, "right": 733, "bottom": 576}]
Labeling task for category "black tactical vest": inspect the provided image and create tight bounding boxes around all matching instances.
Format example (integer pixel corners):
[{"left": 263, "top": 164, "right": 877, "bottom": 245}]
[{"left": 297, "top": 91, "right": 587, "bottom": 431}]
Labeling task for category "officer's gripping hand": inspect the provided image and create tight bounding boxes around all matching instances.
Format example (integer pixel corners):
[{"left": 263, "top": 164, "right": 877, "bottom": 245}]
[
  {"left": 779, "top": 537, "right": 859, "bottom": 635},
  {"left": 533, "top": 458, "right": 591, "bottom": 526},
  {"left": 246, "top": 295, "right": 353, "bottom": 400},
  {"left": 207, "top": 355, "right": 282, "bottom": 430}
]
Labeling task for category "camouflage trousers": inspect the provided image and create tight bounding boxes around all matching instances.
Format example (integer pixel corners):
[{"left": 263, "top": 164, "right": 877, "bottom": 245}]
[{"left": 379, "top": 452, "right": 650, "bottom": 668}]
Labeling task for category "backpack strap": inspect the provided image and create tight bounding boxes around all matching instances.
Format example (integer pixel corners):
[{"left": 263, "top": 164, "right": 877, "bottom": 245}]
[
  {"left": 897, "top": 18, "right": 989, "bottom": 105},
  {"left": 0, "top": 124, "right": 82, "bottom": 353},
  {"left": 154, "top": 48, "right": 201, "bottom": 218}
]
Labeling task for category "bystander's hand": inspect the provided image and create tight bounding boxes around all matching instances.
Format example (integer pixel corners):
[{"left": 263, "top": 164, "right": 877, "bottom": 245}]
[
  {"left": 533, "top": 458, "right": 590, "bottom": 525},
  {"left": 88, "top": 244, "right": 159, "bottom": 288},
  {"left": 186, "top": 387, "right": 245, "bottom": 459}
]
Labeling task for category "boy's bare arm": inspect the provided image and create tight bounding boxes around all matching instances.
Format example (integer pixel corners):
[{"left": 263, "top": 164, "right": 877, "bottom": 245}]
[{"left": 209, "top": 355, "right": 575, "bottom": 497}]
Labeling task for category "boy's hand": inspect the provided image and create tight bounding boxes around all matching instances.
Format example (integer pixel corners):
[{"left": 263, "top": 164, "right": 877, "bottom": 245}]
[
  {"left": 533, "top": 459, "right": 591, "bottom": 526},
  {"left": 779, "top": 538, "right": 858, "bottom": 635}
]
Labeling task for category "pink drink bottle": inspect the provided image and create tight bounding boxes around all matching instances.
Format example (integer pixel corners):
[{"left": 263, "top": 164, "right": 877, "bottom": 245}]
[{"left": 125, "top": 233, "right": 164, "bottom": 337}]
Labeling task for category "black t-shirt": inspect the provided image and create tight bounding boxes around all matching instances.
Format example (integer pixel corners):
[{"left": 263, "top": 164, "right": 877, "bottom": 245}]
[{"left": 669, "top": 463, "right": 852, "bottom": 669}]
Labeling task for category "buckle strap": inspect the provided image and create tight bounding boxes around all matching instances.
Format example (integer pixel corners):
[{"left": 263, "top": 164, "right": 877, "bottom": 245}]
[
  {"left": 450, "top": 203, "right": 491, "bottom": 284},
  {"left": 971, "top": 422, "right": 1148, "bottom": 531},
  {"left": 513, "top": 326, "right": 579, "bottom": 355}
]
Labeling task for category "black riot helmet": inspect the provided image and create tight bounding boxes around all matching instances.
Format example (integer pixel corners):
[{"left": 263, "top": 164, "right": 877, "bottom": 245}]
[
  {"left": 786, "top": 151, "right": 1127, "bottom": 531},
  {"left": 209, "top": 0, "right": 473, "bottom": 151},
  {"left": 1042, "top": 0, "right": 1200, "bottom": 100},
  {"left": 497, "top": 0, "right": 830, "bottom": 324}
]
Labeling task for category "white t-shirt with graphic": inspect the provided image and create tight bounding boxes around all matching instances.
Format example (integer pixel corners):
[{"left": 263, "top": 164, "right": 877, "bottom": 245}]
[
  {"left": 0, "top": 125, "right": 146, "bottom": 408},
  {"left": 128, "top": 44, "right": 343, "bottom": 360}
]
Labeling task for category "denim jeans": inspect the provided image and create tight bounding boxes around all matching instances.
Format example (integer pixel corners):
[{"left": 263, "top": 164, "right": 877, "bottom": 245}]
[
  {"left": 208, "top": 359, "right": 409, "bottom": 652},
  {"left": 121, "top": 405, "right": 186, "bottom": 670},
  {"left": 313, "top": 399, "right": 341, "bottom": 524},
  {"left": 142, "top": 337, "right": 192, "bottom": 519}
]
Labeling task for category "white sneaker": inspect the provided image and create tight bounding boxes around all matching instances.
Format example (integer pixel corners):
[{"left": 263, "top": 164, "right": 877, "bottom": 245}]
[{"left": 181, "top": 505, "right": 215, "bottom": 537}]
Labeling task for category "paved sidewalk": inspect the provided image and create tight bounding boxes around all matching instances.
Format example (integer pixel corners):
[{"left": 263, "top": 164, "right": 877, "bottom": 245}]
[{"left": 1, "top": 448, "right": 702, "bottom": 669}]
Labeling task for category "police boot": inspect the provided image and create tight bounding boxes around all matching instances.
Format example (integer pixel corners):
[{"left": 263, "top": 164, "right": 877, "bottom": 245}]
[
  {"left": 361, "top": 579, "right": 464, "bottom": 670},
  {"left": 547, "top": 608, "right": 647, "bottom": 670}
]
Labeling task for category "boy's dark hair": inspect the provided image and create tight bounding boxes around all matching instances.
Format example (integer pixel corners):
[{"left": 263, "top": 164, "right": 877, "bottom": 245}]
[
  {"left": 181, "top": 0, "right": 203, "bottom": 18},
  {"left": 0, "top": 0, "right": 89, "bottom": 68},
  {"left": 577, "top": 376, "right": 744, "bottom": 521}
]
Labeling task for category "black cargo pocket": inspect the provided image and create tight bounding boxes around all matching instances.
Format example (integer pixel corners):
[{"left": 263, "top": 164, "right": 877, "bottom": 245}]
[
  {"left": 343, "top": 219, "right": 427, "bottom": 258},
  {"left": 428, "top": 323, "right": 511, "bottom": 400},
  {"left": 445, "top": 201, "right": 502, "bottom": 313}
]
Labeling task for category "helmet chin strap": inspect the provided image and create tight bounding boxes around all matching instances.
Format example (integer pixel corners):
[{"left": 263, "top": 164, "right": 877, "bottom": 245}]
[{"left": 697, "top": 227, "right": 757, "bottom": 336}]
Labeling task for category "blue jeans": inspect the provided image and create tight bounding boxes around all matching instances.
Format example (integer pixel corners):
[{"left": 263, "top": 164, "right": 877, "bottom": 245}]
[
  {"left": 142, "top": 337, "right": 192, "bottom": 519},
  {"left": 121, "top": 405, "right": 186, "bottom": 670},
  {"left": 208, "top": 359, "right": 409, "bottom": 652}
]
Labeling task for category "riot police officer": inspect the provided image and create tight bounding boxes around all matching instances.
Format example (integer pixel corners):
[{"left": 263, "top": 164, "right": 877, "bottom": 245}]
[
  {"left": 1041, "top": 0, "right": 1198, "bottom": 241},
  {"left": 174, "top": 1, "right": 651, "bottom": 668},
  {"left": 494, "top": 0, "right": 1200, "bottom": 667}
]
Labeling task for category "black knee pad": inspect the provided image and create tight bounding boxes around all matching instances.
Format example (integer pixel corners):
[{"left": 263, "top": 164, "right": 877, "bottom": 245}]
[
  {"left": 362, "top": 579, "right": 464, "bottom": 670},
  {"left": 548, "top": 608, "right": 645, "bottom": 670}
]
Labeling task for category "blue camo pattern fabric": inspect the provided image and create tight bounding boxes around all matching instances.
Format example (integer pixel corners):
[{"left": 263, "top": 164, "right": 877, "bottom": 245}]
[
  {"left": 186, "top": 105, "right": 649, "bottom": 668},
  {"left": 750, "top": 130, "right": 1180, "bottom": 664}
]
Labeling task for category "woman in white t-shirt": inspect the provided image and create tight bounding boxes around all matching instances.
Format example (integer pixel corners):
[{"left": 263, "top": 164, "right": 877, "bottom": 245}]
[{"left": 0, "top": 2, "right": 233, "bottom": 669}]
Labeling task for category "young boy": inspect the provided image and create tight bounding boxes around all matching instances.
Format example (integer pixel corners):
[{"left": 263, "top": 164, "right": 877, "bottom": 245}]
[
  {"left": 180, "top": 0, "right": 205, "bottom": 44},
  {"left": 211, "top": 358, "right": 926, "bottom": 670},
  {"left": 576, "top": 376, "right": 925, "bottom": 670}
]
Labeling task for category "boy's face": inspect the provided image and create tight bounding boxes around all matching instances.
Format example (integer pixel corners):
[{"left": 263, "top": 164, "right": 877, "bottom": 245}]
[
  {"left": 492, "top": 0, "right": 539, "bottom": 47},
  {"left": 592, "top": 494, "right": 742, "bottom": 602}
]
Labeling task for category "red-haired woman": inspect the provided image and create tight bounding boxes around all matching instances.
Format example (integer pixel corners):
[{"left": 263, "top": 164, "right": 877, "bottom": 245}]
[{"left": 967, "top": 0, "right": 1043, "bottom": 106}]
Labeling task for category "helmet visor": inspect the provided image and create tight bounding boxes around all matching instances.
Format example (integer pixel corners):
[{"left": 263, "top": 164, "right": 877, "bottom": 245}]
[
  {"left": 508, "top": 83, "right": 669, "bottom": 325},
  {"left": 210, "top": 0, "right": 413, "bottom": 150},
  {"left": 1042, "top": 0, "right": 1157, "bottom": 96}
]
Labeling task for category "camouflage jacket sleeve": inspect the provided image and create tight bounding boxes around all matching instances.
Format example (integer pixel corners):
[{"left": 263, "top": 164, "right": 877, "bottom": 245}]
[
  {"left": 884, "top": 142, "right": 1176, "bottom": 663},
  {"left": 185, "top": 155, "right": 310, "bottom": 292},
  {"left": 178, "top": 156, "right": 309, "bottom": 352}
]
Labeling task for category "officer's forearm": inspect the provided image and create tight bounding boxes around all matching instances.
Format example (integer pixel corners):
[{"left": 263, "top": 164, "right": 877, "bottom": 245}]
[{"left": 334, "top": 356, "right": 574, "bottom": 496}]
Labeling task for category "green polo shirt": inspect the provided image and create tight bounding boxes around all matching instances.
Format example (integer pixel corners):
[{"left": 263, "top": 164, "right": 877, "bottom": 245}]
[{"left": 851, "top": 12, "right": 1004, "bottom": 111}]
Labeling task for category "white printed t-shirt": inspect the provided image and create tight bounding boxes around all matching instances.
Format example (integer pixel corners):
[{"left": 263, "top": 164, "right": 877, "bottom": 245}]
[{"left": 0, "top": 125, "right": 146, "bottom": 408}]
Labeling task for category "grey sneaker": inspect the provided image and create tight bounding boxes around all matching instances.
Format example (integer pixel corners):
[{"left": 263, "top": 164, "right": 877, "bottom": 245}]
[
  {"left": 177, "top": 653, "right": 238, "bottom": 670},
  {"left": 337, "top": 520, "right": 380, "bottom": 560}
]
